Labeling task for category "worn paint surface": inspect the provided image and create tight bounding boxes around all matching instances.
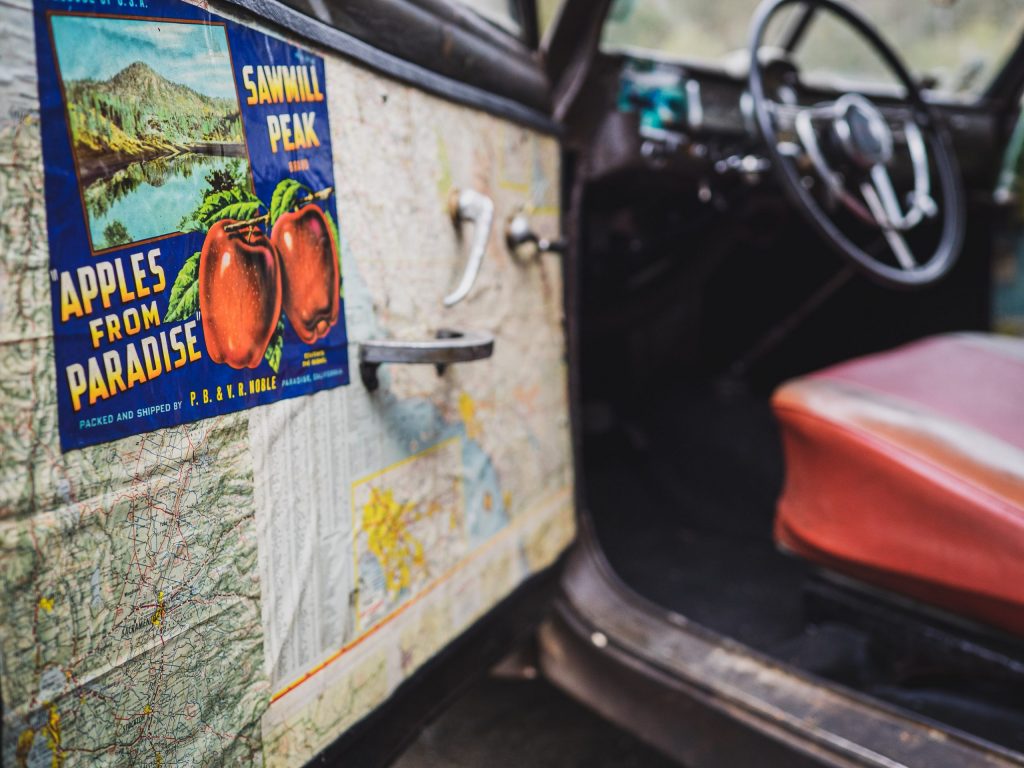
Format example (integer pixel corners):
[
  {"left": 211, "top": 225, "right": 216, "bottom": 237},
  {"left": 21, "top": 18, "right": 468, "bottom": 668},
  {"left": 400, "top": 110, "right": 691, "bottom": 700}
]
[{"left": 0, "top": 0, "right": 574, "bottom": 764}]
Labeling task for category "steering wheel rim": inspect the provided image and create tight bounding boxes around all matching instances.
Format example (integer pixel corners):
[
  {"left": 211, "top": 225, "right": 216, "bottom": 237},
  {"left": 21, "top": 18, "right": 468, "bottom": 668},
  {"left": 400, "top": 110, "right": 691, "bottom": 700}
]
[{"left": 748, "top": 0, "right": 966, "bottom": 288}]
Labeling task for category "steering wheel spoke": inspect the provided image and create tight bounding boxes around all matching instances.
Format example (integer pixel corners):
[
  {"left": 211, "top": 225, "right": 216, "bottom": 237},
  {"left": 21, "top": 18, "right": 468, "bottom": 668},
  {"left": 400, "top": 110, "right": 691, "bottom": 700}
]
[
  {"left": 867, "top": 163, "right": 910, "bottom": 230},
  {"left": 793, "top": 106, "right": 874, "bottom": 222},
  {"left": 899, "top": 120, "right": 939, "bottom": 224},
  {"left": 859, "top": 178, "right": 918, "bottom": 269}
]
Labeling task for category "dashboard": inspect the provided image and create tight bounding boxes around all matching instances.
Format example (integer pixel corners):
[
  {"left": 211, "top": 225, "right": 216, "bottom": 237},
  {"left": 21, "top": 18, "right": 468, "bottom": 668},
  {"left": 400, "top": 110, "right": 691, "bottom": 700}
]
[{"left": 593, "top": 53, "right": 998, "bottom": 188}]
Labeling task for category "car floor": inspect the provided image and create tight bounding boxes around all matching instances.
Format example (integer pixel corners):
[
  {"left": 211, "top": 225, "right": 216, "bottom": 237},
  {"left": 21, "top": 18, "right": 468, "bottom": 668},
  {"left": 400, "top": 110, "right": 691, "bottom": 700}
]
[
  {"left": 585, "top": 378, "right": 1024, "bottom": 754},
  {"left": 585, "top": 378, "right": 810, "bottom": 654}
]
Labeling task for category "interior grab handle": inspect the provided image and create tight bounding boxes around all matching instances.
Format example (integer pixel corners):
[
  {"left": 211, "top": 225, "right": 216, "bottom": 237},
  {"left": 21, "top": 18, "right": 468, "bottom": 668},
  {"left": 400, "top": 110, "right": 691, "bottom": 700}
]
[
  {"left": 444, "top": 188, "right": 495, "bottom": 307},
  {"left": 359, "top": 329, "right": 495, "bottom": 390}
]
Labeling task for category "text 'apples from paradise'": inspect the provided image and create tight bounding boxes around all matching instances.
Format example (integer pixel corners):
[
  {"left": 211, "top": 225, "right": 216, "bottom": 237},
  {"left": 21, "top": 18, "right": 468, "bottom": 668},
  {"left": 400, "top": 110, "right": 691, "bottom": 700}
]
[
  {"left": 199, "top": 220, "right": 282, "bottom": 369},
  {"left": 272, "top": 204, "right": 340, "bottom": 344}
]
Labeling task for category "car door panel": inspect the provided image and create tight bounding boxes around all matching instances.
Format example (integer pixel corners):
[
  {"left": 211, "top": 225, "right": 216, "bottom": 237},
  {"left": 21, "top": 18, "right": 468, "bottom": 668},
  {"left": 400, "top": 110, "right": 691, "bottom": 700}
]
[
  {"left": 0, "top": 1, "right": 573, "bottom": 764},
  {"left": 256, "top": 50, "right": 573, "bottom": 766}
]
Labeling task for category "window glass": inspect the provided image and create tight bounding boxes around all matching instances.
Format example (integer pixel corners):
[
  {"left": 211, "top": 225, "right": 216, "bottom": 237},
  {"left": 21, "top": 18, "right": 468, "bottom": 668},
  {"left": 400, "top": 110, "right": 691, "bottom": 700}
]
[
  {"left": 601, "top": 0, "right": 790, "bottom": 64},
  {"left": 601, "top": 0, "right": 1024, "bottom": 96},
  {"left": 456, "top": 0, "right": 522, "bottom": 34},
  {"left": 537, "top": 0, "right": 565, "bottom": 39},
  {"left": 793, "top": 10, "right": 897, "bottom": 90},
  {"left": 795, "top": 0, "right": 1024, "bottom": 94}
]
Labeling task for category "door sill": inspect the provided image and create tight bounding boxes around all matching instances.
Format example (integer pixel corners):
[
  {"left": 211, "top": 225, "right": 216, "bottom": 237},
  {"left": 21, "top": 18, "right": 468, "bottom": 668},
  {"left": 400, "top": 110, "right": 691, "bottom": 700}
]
[{"left": 541, "top": 530, "right": 1024, "bottom": 768}]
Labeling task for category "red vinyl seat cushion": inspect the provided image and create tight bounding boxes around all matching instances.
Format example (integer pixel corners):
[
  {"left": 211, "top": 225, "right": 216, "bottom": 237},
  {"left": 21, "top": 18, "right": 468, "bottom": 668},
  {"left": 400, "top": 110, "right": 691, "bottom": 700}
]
[{"left": 773, "top": 333, "right": 1024, "bottom": 635}]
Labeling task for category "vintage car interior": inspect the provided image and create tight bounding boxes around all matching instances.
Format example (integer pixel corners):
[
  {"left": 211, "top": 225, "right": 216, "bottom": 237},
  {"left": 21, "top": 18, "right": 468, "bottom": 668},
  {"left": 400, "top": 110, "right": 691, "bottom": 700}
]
[
  {"left": 6, "top": 0, "right": 1024, "bottom": 764},
  {"left": 553, "top": 0, "right": 1024, "bottom": 761}
]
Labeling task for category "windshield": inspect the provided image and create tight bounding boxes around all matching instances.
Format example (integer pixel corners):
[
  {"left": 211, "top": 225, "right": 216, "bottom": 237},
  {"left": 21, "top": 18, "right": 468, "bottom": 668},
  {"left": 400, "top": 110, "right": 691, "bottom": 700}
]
[
  {"left": 601, "top": 0, "right": 1024, "bottom": 97},
  {"left": 455, "top": 0, "right": 522, "bottom": 34}
]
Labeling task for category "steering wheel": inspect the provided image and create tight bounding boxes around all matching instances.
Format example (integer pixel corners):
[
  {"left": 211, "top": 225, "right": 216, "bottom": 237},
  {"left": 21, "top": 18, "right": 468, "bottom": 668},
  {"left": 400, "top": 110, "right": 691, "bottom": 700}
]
[{"left": 748, "top": 0, "right": 966, "bottom": 288}]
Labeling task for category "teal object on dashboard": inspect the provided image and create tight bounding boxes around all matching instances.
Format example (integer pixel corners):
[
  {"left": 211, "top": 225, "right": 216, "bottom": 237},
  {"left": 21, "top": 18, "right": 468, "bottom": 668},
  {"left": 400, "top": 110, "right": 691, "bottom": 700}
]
[{"left": 617, "top": 59, "right": 687, "bottom": 133}]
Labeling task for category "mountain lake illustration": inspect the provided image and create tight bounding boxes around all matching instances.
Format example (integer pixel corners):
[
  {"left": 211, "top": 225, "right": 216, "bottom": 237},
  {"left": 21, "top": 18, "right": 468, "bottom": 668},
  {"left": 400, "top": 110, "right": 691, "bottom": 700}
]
[{"left": 50, "top": 15, "right": 251, "bottom": 251}]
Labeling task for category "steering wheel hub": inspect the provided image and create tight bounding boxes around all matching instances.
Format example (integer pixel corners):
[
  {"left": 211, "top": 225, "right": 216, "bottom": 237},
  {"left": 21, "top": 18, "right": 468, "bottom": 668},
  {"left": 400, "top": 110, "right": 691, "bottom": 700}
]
[{"left": 832, "top": 94, "right": 893, "bottom": 169}]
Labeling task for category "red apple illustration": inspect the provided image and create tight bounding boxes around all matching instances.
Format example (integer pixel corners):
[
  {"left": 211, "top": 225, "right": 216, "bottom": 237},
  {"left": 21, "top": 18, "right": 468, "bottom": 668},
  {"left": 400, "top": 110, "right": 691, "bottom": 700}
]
[
  {"left": 271, "top": 204, "right": 340, "bottom": 344},
  {"left": 199, "top": 220, "right": 282, "bottom": 369}
]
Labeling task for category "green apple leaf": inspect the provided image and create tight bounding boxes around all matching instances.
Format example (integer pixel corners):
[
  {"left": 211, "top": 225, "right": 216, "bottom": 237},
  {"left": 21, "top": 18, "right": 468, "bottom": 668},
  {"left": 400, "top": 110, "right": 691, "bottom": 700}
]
[
  {"left": 178, "top": 215, "right": 205, "bottom": 233},
  {"left": 197, "top": 186, "right": 262, "bottom": 227},
  {"left": 163, "top": 252, "right": 201, "bottom": 323},
  {"left": 264, "top": 318, "right": 285, "bottom": 373},
  {"left": 269, "top": 179, "right": 312, "bottom": 227},
  {"left": 167, "top": 281, "right": 199, "bottom": 324},
  {"left": 211, "top": 201, "right": 262, "bottom": 223}
]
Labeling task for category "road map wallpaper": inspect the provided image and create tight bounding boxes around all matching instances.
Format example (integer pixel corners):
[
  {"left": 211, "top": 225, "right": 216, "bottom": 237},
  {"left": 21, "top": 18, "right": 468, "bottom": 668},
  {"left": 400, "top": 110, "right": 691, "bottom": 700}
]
[{"left": 0, "top": 0, "right": 575, "bottom": 764}]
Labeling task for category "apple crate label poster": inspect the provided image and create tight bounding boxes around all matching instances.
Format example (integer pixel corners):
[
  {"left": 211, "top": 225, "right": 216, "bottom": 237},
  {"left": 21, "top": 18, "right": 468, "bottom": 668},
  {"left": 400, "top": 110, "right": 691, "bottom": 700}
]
[{"left": 33, "top": 0, "right": 350, "bottom": 451}]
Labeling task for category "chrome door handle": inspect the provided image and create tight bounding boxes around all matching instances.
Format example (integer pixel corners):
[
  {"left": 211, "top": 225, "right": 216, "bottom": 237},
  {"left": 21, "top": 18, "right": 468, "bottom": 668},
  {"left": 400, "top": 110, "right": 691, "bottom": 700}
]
[
  {"left": 444, "top": 188, "right": 495, "bottom": 307},
  {"left": 505, "top": 211, "right": 566, "bottom": 258},
  {"left": 359, "top": 329, "right": 495, "bottom": 390}
]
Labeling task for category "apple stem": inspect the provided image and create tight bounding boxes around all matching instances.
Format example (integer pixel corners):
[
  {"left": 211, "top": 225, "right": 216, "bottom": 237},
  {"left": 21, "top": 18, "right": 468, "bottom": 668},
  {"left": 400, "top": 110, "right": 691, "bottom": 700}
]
[{"left": 222, "top": 186, "right": 335, "bottom": 233}]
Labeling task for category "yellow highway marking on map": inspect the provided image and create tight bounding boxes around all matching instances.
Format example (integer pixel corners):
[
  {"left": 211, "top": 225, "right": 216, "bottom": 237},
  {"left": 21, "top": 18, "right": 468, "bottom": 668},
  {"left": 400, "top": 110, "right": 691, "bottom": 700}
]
[
  {"left": 351, "top": 437, "right": 465, "bottom": 634},
  {"left": 273, "top": 485, "right": 571, "bottom": 704},
  {"left": 45, "top": 704, "right": 63, "bottom": 768},
  {"left": 499, "top": 179, "right": 530, "bottom": 193},
  {"left": 530, "top": 205, "right": 561, "bottom": 217},
  {"left": 352, "top": 435, "right": 461, "bottom": 486},
  {"left": 458, "top": 392, "right": 481, "bottom": 439},
  {"left": 362, "top": 487, "right": 424, "bottom": 594},
  {"left": 150, "top": 590, "right": 165, "bottom": 627},
  {"left": 436, "top": 131, "right": 453, "bottom": 206},
  {"left": 15, "top": 728, "right": 35, "bottom": 768}
]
